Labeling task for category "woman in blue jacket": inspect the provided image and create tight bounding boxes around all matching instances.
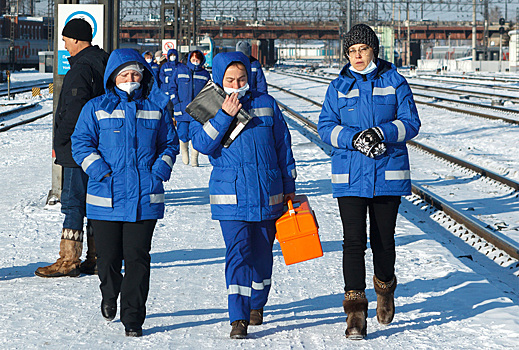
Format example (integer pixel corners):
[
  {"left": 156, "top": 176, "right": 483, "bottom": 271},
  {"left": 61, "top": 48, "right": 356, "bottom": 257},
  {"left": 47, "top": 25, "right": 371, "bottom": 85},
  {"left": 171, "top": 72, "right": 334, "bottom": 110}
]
[
  {"left": 171, "top": 50, "right": 210, "bottom": 166},
  {"left": 190, "top": 52, "right": 296, "bottom": 339},
  {"left": 318, "top": 24, "right": 420, "bottom": 339},
  {"left": 71, "top": 49, "right": 179, "bottom": 337}
]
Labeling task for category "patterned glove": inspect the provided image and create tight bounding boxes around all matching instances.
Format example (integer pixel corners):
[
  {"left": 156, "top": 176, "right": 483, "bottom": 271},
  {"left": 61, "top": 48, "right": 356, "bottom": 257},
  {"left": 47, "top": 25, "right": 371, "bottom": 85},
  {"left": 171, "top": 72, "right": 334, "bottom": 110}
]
[
  {"left": 368, "top": 142, "right": 386, "bottom": 158},
  {"left": 352, "top": 127, "right": 384, "bottom": 157}
]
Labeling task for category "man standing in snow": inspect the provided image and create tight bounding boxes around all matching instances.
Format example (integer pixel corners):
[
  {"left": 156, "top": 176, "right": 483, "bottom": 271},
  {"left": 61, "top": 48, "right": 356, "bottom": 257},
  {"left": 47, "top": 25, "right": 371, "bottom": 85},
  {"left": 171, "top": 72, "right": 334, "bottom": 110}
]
[
  {"left": 235, "top": 41, "right": 268, "bottom": 93},
  {"left": 35, "top": 18, "right": 109, "bottom": 278}
]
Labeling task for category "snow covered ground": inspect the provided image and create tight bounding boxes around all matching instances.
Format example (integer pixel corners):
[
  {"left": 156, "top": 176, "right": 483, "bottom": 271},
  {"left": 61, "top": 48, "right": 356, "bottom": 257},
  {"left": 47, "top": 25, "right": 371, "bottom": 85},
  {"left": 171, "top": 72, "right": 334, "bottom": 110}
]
[{"left": 0, "top": 70, "right": 518, "bottom": 349}]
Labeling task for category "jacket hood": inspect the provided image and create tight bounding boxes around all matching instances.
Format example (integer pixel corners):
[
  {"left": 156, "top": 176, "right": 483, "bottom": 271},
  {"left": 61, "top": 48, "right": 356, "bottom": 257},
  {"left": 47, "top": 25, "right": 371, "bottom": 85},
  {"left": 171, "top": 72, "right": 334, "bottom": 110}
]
[
  {"left": 104, "top": 48, "right": 157, "bottom": 99},
  {"left": 167, "top": 48, "right": 179, "bottom": 63},
  {"left": 212, "top": 51, "right": 251, "bottom": 87},
  {"left": 186, "top": 50, "right": 207, "bottom": 71}
]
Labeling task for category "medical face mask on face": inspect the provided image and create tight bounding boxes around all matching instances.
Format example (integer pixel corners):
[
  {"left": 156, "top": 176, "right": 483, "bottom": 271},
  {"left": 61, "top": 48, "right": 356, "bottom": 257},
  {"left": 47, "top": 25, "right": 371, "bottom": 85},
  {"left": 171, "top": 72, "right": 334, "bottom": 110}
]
[
  {"left": 145, "top": 58, "right": 152, "bottom": 64},
  {"left": 117, "top": 82, "right": 141, "bottom": 94},
  {"left": 169, "top": 55, "right": 176, "bottom": 61},
  {"left": 192, "top": 61, "right": 200, "bottom": 66},
  {"left": 223, "top": 83, "right": 249, "bottom": 99},
  {"left": 349, "top": 60, "right": 377, "bottom": 74}
]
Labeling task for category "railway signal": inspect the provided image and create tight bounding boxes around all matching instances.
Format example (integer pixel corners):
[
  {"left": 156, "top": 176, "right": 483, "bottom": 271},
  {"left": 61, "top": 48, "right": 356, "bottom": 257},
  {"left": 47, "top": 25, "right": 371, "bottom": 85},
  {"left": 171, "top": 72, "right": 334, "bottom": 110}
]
[{"left": 6, "top": 70, "right": 10, "bottom": 100}]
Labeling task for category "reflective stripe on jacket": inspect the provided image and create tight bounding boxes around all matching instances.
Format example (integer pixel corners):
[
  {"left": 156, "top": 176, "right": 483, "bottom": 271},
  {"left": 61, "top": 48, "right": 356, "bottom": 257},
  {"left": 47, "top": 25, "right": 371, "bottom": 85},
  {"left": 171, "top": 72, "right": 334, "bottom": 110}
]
[{"left": 317, "top": 59, "right": 420, "bottom": 198}]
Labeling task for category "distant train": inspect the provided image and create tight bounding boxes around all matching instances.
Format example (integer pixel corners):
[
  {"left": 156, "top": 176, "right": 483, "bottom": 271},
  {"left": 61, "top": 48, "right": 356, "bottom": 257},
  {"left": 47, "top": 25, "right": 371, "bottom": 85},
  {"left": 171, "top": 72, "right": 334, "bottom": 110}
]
[
  {"left": 0, "top": 39, "right": 49, "bottom": 70},
  {"left": 424, "top": 45, "right": 509, "bottom": 61},
  {"left": 0, "top": 16, "right": 49, "bottom": 70}
]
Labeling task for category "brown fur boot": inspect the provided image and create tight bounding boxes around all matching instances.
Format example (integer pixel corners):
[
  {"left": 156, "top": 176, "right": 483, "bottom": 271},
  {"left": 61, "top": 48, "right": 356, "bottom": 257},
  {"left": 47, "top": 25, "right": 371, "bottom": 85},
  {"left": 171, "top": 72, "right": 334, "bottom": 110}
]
[
  {"left": 80, "top": 234, "right": 97, "bottom": 275},
  {"left": 343, "top": 290, "right": 368, "bottom": 340},
  {"left": 35, "top": 229, "right": 83, "bottom": 278},
  {"left": 373, "top": 275, "right": 397, "bottom": 325}
]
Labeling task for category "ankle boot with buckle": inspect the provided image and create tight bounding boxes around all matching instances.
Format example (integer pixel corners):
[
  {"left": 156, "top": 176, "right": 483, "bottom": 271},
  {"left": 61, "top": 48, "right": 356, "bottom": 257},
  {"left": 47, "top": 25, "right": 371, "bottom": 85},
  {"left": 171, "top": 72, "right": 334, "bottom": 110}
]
[
  {"left": 230, "top": 320, "right": 248, "bottom": 339},
  {"left": 373, "top": 275, "right": 397, "bottom": 325},
  {"left": 343, "top": 290, "right": 368, "bottom": 340},
  {"left": 250, "top": 308, "right": 263, "bottom": 325}
]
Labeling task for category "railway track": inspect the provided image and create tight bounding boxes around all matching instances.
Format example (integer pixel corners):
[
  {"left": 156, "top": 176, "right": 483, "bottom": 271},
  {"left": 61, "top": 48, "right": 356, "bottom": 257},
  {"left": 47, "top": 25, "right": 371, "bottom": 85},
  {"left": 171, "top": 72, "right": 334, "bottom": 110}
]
[
  {"left": 269, "top": 81, "right": 519, "bottom": 265},
  {"left": 0, "top": 80, "right": 53, "bottom": 98},
  {"left": 275, "top": 70, "right": 519, "bottom": 125},
  {"left": 0, "top": 102, "right": 53, "bottom": 132}
]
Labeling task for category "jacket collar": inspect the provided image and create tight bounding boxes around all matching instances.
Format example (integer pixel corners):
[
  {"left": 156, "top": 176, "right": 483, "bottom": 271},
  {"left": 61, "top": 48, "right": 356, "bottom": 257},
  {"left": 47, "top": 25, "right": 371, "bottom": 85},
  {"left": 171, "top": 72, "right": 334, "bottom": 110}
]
[
  {"left": 339, "top": 58, "right": 394, "bottom": 81},
  {"left": 67, "top": 45, "right": 94, "bottom": 66}
]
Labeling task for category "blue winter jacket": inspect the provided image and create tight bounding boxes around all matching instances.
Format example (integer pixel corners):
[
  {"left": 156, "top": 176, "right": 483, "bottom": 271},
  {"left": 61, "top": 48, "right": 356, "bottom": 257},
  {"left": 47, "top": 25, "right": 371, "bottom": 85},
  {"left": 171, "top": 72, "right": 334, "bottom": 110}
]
[
  {"left": 250, "top": 58, "right": 267, "bottom": 93},
  {"left": 159, "top": 48, "right": 186, "bottom": 97},
  {"left": 71, "top": 48, "right": 179, "bottom": 222},
  {"left": 170, "top": 50, "right": 211, "bottom": 122},
  {"left": 318, "top": 59, "right": 420, "bottom": 198},
  {"left": 190, "top": 51, "right": 297, "bottom": 221}
]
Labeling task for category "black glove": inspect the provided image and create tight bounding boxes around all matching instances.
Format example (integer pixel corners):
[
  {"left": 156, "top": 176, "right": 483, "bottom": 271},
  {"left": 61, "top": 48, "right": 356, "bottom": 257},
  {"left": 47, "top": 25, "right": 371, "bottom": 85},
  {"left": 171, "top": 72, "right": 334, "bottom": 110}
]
[{"left": 352, "top": 127, "right": 385, "bottom": 158}]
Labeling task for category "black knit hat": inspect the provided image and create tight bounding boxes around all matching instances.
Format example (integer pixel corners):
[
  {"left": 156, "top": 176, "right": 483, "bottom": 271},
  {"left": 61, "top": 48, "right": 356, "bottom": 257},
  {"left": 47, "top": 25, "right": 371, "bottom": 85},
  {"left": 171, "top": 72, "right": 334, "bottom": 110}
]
[
  {"left": 343, "top": 24, "right": 379, "bottom": 58},
  {"left": 62, "top": 18, "right": 93, "bottom": 42}
]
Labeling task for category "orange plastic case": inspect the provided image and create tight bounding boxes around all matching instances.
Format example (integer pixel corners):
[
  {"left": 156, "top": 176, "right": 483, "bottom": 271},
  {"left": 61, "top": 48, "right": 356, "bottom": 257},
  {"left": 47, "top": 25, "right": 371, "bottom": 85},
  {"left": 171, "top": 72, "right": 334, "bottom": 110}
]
[{"left": 275, "top": 195, "right": 322, "bottom": 265}]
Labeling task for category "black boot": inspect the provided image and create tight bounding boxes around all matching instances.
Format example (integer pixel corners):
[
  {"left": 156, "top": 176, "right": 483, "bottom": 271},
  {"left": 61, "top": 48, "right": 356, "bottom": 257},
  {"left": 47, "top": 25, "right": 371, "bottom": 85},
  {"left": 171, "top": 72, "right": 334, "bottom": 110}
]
[
  {"left": 125, "top": 328, "right": 142, "bottom": 337},
  {"left": 230, "top": 320, "right": 248, "bottom": 339},
  {"left": 343, "top": 290, "right": 368, "bottom": 340},
  {"left": 101, "top": 299, "right": 117, "bottom": 321},
  {"left": 80, "top": 234, "right": 97, "bottom": 275},
  {"left": 373, "top": 275, "right": 397, "bottom": 325}
]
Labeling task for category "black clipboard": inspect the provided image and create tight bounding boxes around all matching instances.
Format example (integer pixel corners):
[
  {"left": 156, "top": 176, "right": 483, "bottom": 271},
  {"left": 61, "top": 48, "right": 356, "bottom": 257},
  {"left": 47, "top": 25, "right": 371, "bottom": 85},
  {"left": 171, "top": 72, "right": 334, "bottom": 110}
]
[{"left": 186, "top": 80, "right": 252, "bottom": 148}]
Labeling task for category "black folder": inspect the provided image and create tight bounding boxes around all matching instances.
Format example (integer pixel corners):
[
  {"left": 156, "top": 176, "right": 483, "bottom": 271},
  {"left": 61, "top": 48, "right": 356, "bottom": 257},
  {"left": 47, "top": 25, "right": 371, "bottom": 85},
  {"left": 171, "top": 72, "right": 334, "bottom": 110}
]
[{"left": 185, "top": 80, "right": 252, "bottom": 148}]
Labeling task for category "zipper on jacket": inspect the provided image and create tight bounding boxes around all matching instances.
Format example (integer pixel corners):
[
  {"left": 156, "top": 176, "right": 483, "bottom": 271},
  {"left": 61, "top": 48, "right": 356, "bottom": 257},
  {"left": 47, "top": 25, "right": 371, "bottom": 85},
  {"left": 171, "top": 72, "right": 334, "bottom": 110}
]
[{"left": 362, "top": 74, "right": 367, "bottom": 82}]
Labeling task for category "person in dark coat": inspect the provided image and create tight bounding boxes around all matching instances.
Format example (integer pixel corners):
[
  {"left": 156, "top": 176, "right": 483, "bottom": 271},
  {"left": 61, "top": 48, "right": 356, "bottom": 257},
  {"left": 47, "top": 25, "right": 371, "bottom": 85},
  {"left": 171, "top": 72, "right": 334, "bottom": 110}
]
[
  {"left": 190, "top": 52, "right": 296, "bottom": 339},
  {"left": 35, "top": 18, "right": 109, "bottom": 278},
  {"left": 318, "top": 24, "right": 421, "bottom": 339},
  {"left": 235, "top": 41, "right": 268, "bottom": 93},
  {"left": 72, "top": 49, "right": 179, "bottom": 337}
]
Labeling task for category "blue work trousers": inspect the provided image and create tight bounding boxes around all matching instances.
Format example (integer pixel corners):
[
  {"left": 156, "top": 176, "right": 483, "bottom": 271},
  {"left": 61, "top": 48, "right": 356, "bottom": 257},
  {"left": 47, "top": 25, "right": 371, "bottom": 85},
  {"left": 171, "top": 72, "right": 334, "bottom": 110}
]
[
  {"left": 219, "top": 220, "right": 277, "bottom": 324},
  {"left": 61, "top": 166, "right": 89, "bottom": 231},
  {"left": 177, "top": 121, "right": 190, "bottom": 143}
]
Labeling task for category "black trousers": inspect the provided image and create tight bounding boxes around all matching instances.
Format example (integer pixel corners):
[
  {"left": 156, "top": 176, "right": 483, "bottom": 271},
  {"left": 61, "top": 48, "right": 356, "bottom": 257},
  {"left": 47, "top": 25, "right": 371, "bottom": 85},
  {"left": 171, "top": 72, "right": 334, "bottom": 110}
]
[
  {"left": 90, "top": 219, "right": 156, "bottom": 330},
  {"left": 338, "top": 196, "right": 401, "bottom": 292}
]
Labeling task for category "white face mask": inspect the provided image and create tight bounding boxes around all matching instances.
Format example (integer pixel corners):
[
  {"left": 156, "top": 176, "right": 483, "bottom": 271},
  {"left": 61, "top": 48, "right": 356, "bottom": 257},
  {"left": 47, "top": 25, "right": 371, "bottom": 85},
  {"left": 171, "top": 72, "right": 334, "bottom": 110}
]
[
  {"left": 145, "top": 58, "right": 152, "bottom": 64},
  {"left": 117, "top": 82, "right": 141, "bottom": 94},
  {"left": 223, "top": 83, "right": 249, "bottom": 99},
  {"left": 169, "top": 55, "right": 176, "bottom": 61},
  {"left": 192, "top": 61, "right": 200, "bottom": 66},
  {"left": 349, "top": 60, "right": 377, "bottom": 74}
]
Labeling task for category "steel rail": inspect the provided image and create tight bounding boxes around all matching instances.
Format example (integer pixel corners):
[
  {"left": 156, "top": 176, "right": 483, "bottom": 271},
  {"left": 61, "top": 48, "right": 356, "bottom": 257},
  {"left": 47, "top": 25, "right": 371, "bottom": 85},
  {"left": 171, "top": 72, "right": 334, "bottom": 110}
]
[
  {"left": 407, "top": 76, "right": 519, "bottom": 92},
  {"left": 414, "top": 73, "right": 519, "bottom": 84},
  {"left": 0, "top": 80, "right": 53, "bottom": 98},
  {"left": 408, "top": 83, "right": 519, "bottom": 103},
  {"left": 272, "top": 84, "right": 519, "bottom": 260},
  {"left": 0, "top": 104, "right": 53, "bottom": 132},
  {"left": 274, "top": 71, "right": 519, "bottom": 125}
]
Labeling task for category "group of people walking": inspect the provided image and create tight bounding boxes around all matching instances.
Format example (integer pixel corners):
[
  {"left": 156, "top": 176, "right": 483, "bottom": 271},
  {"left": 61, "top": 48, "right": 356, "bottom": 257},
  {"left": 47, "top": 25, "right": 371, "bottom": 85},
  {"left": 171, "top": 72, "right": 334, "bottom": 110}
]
[{"left": 35, "top": 18, "right": 420, "bottom": 340}]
